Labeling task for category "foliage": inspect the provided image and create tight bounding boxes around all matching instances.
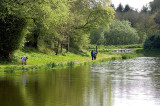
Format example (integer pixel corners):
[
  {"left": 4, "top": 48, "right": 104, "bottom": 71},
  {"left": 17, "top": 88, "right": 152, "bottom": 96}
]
[
  {"left": 67, "top": 61, "right": 75, "bottom": 67},
  {"left": 121, "top": 54, "right": 136, "bottom": 59},
  {"left": 47, "top": 62, "right": 57, "bottom": 68},
  {"left": 123, "top": 4, "right": 132, "bottom": 12},
  {"left": 150, "top": 0, "right": 160, "bottom": 13},
  {"left": 24, "top": 0, "right": 70, "bottom": 49},
  {"left": 141, "top": 5, "right": 149, "bottom": 13},
  {"left": 143, "top": 33, "right": 160, "bottom": 49},
  {"left": 90, "top": 27, "right": 107, "bottom": 45},
  {"left": 154, "top": 11, "right": 160, "bottom": 28},
  {"left": 104, "top": 20, "right": 139, "bottom": 45},
  {"left": 135, "top": 48, "right": 160, "bottom": 56},
  {"left": 0, "top": 16, "right": 27, "bottom": 60},
  {"left": 0, "top": 0, "right": 28, "bottom": 60},
  {"left": 115, "top": 3, "right": 150, "bottom": 44},
  {"left": 0, "top": 0, "right": 115, "bottom": 61},
  {"left": 116, "top": 3, "right": 123, "bottom": 12},
  {"left": 68, "top": 1, "right": 115, "bottom": 51}
]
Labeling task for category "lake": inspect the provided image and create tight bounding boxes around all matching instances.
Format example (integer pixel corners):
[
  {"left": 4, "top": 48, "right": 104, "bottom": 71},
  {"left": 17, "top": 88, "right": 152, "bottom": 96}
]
[{"left": 0, "top": 57, "right": 160, "bottom": 106}]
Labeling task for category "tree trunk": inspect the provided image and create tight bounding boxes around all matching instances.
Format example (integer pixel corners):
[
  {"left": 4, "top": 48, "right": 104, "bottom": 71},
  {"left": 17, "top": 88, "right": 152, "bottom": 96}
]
[
  {"left": 56, "top": 40, "right": 60, "bottom": 55},
  {"left": 60, "top": 41, "right": 63, "bottom": 53},
  {"left": 33, "top": 29, "right": 39, "bottom": 49},
  {"left": 67, "top": 36, "right": 70, "bottom": 52}
]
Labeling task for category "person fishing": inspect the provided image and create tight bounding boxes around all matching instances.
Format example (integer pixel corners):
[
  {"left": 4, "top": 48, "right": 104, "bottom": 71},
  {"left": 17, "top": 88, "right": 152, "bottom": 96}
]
[{"left": 21, "top": 56, "right": 28, "bottom": 65}]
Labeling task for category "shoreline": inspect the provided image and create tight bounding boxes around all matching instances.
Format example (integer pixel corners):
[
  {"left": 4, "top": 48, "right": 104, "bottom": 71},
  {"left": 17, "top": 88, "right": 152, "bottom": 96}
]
[
  {"left": 0, "top": 53, "right": 122, "bottom": 72},
  {"left": 1, "top": 48, "right": 159, "bottom": 72}
]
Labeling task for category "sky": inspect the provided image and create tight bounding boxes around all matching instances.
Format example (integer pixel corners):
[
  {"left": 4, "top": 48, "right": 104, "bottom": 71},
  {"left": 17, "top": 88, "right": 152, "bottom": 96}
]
[{"left": 111, "top": 0, "right": 153, "bottom": 11}]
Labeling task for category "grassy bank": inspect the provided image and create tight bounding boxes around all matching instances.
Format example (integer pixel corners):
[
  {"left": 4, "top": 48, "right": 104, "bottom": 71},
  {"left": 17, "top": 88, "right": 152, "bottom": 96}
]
[
  {"left": 0, "top": 49, "right": 123, "bottom": 72},
  {"left": 1, "top": 46, "right": 157, "bottom": 72}
]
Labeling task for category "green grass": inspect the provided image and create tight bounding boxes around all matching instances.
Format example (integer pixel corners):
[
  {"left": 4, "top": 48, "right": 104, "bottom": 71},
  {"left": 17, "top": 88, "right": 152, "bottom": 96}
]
[
  {"left": 13, "top": 50, "right": 91, "bottom": 66},
  {"left": 0, "top": 49, "right": 122, "bottom": 72},
  {"left": 2, "top": 45, "right": 152, "bottom": 72}
]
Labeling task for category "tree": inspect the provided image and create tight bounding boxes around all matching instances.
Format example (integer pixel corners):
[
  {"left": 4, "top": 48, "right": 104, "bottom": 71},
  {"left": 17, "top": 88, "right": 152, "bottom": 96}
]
[
  {"left": 110, "top": 4, "right": 115, "bottom": 10},
  {"left": 0, "top": 0, "right": 28, "bottom": 60},
  {"left": 141, "top": 5, "right": 149, "bottom": 13},
  {"left": 24, "top": 0, "right": 70, "bottom": 49},
  {"left": 150, "top": 0, "right": 160, "bottom": 13},
  {"left": 116, "top": 3, "right": 123, "bottom": 12},
  {"left": 23, "top": 0, "right": 115, "bottom": 54},
  {"left": 0, "top": 0, "right": 115, "bottom": 59},
  {"left": 65, "top": 0, "right": 115, "bottom": 51},
  {"left": 154, "top": 11, "right": 160, "bottom": 28},
  {"left": 104, "top": 20, "right": 139, "bottom": 45},
  {"left": 144, "top": 33, "right": 160, "bottom": 49},
  {"left": 123, "top": 4, "right": 132, "bottom": 12},
  {"left": 90, "top": 27, "right": 107, "bottom": 45}
]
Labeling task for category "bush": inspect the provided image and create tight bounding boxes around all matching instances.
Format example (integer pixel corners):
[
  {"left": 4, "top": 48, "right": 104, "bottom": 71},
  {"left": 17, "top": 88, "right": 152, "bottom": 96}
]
[
  {"left": 67, "top": 61, "right": 75, "bottom": 67},
  {"left": 47, "top": 62, "right": 57, "bottom": 68},
  {"left": 144, "top": 33, "right": 160, "bottom": 49},
  {"left": 121, "top": 54, "right": 135, "bottom": 59}
]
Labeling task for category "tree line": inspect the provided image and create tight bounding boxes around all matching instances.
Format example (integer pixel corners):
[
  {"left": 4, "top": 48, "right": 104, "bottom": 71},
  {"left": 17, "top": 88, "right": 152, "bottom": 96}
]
[
  {"left": 90, "top": 0, "right": 160, "bottom": 50},
  {"left": 1, "top": 0, "right": 160, "bottom": 61},
  {"left": 0, "top": 0, "right": 115, "bottom": 61}
]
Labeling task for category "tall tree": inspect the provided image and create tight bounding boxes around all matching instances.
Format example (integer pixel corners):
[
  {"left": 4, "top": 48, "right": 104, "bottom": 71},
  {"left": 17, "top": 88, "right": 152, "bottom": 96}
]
[
  {"left": 65, "top": 0, "right": 115, "bottom": 51},
  {"left": 150, "top": 0, "right": 160, "bottom": 13},
  {"left": 154, "top": 11, "right": 160, "bottom": 28},
  {"left": 0, "top": 0, "right": 28, "bottom": 60},
  {"left": 24, "top": 0, "right": 69, "bottom": 49},
  {"left": 123, "top": 4, "right": 131, "bottom": 12},
  {"left": 116, "top": 3, "right": 123, "bottom": 12},
  {"left": 141, "top": 5, "right": 149, "bottom": 13}
]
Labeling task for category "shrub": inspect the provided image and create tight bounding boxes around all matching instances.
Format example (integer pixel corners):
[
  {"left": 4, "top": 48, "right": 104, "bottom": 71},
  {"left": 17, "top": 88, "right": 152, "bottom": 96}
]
[
  {"left": 121, "top": 54, "right": 135, "bottom": 59},
  {"left": 67, "top": 61, "right": 75, "bottom": 67},
  {"left": 47, "top": 62, "right": 57, "bottom": 68},
  {"left": 144, "top": 33, "right": 160, "bottom": 49}
]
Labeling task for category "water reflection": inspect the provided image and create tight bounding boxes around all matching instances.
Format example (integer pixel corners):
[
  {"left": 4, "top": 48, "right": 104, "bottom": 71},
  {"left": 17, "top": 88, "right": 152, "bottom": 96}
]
[
  {"left": 0, "top": 57, "right": 160, "bottom": 106},
  {"left": 90, "top": 57, "right": 160, "bottom": 106}
]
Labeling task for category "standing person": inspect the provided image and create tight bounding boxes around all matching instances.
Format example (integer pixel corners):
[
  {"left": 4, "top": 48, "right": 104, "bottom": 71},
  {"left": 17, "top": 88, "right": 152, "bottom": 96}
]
[
  {"left": 91, "top": 50, "right": 94, "bottom": 60},
  {"left": 94, "top": 52, "right": 97, "bottom": 60},
  {"left": 21, "top": 56, "right": 28, "bottom": 65}
]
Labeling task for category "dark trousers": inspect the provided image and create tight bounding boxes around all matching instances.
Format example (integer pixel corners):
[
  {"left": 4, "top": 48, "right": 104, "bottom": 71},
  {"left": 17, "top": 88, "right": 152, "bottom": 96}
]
[{"left": 92, "top": 55, "right": 94, "bottom": 60}]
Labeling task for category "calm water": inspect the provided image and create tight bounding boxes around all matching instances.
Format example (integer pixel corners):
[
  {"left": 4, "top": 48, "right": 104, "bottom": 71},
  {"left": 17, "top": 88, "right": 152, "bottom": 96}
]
[{"left": 0, "top": 57, "right": 160, "bottom": 106}]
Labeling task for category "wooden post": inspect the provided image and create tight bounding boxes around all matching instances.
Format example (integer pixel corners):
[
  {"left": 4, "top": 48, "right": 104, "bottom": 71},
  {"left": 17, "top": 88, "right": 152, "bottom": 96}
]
[{"left": 96, "top": 46, "right": 98, "bottom": 54}]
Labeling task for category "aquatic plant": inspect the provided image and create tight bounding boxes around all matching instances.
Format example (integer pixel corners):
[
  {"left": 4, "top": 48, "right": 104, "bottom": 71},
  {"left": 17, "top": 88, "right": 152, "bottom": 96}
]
[
  {"left": 4, "top": 67, "right": 16, "bottom": 73},
  {"left": 47, "top": 62, "right": 57, "bottom": 68},
  {"left": 67, "top": 61, "right": 75, "bottom": 67}
]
